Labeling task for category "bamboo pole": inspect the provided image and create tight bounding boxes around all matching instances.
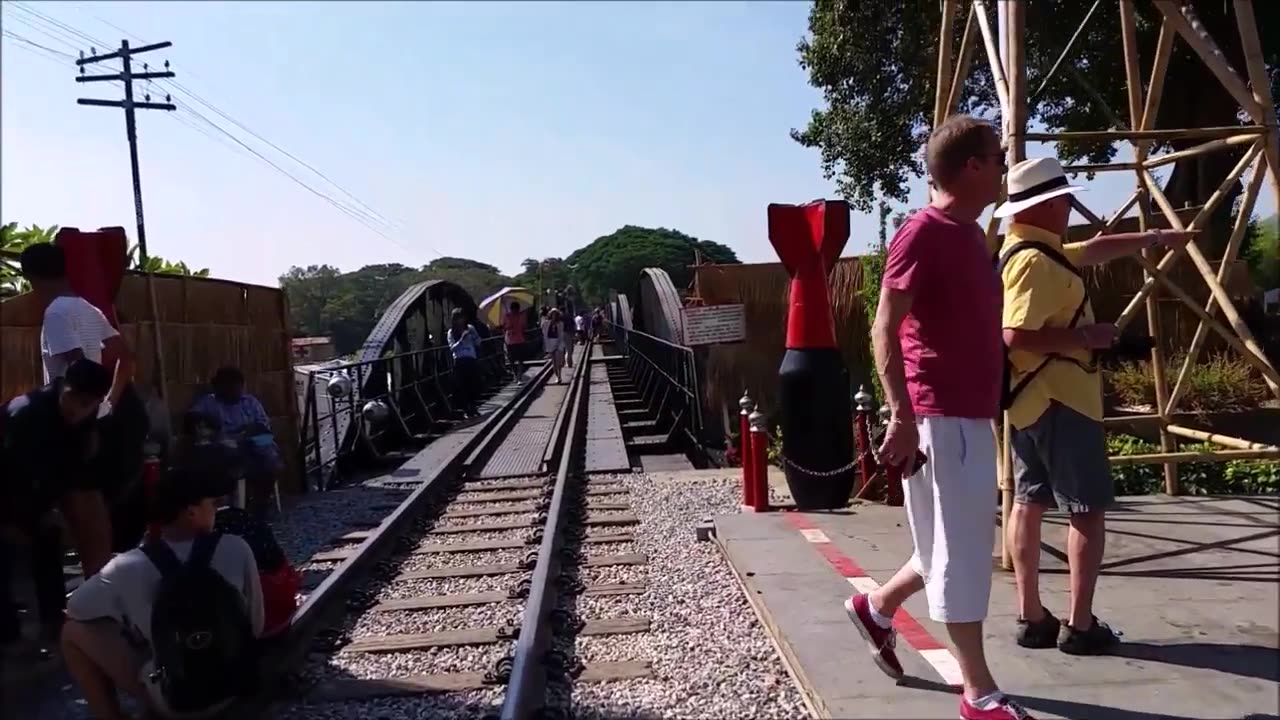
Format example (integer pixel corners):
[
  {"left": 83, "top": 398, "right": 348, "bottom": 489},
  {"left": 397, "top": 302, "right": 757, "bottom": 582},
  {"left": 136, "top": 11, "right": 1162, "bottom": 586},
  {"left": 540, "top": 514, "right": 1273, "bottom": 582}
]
[
  {"left": 933, "top": 0, "right": 958, "bottom": 128},
  {"left": 1109, "top": 448, "right": 1280, "bottom": 465},
  {"left": 945, "top": 2, "right": 978, "bottom": 118},
  {"left": 1137, "top": 166, "right": 1280, "bottom": 396},
  {"left": 1143, "top": 133, "right": 1263, "bottom": 170},
  {"left": 1137, "top": 18, "right": 1176, "bottom": 153},
  {"left": 1120, "top": 0, "right": 1177, "bottom": 493},
  {"left": 972, "top": 0, "right": 1010, "bottom": 117},
  {"left": 1154, "top": 4, "right": 1264, "bottom": 121},
  {"left": 996, "top": 0, "right": 1026, "bottom": 574},
  {"left": 1024, "top": 126, "right": 1267, "bottom": 142},
  {"left": 1166, "top": 148, "right": 1267, "bottom": 414},
  {"left": 1232, "top": 0, "right": 1280, "bottom": 221},
  {"left": 1064, "top": 161, "right": 1141, "bottom": 173},
  {"left": 1165, "top": 425, "right": 1280, "bottom": 452},
  {"left": 1115, "top": 145, "right": 1264, "bottom": 329},
  {"left": 1129, "top": 248, "right": 1280, "bottom": 390}
]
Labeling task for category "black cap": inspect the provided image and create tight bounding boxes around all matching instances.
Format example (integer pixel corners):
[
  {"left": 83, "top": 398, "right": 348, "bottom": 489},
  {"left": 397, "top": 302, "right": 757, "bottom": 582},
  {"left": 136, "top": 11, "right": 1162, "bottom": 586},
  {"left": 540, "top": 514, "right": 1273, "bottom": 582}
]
[
  {"left": 149, "top": 464, "right": 237, "bottom": 523},
  {"left": 64, "top": 358, "right": 112, "bottom": 398}
]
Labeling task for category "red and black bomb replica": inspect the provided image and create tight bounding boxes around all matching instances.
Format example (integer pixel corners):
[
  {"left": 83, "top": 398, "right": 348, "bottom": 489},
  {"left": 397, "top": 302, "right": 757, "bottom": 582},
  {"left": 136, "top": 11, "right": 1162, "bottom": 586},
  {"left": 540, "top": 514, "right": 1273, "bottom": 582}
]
[{"left": 766, "top": 200, "right": 855, "bottom": 510}]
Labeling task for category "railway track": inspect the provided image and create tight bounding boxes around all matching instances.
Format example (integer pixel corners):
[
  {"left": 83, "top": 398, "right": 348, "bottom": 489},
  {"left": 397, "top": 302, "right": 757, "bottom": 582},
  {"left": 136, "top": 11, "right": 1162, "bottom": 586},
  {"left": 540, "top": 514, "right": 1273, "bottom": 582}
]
[{"left": 261, "top": 340, "right": 659, "bottom": 720}]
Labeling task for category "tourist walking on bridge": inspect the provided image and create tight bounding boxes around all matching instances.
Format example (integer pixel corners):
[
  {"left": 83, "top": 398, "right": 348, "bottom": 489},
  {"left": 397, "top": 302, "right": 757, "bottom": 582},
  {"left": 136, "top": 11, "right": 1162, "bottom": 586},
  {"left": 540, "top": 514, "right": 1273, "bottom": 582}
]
[
  {"left": 447, "top": 308, "right": 482, "bottom": 418},
  {"left": 995, "top": 157, "right": 1190, "bottom": 655},
  {"left": 542, "top": 307, "right": 569, "bottom": 383},
  {"left": 848, "top": 114, "right": 1030, "bottom": 720},
  {"left": 502, "top": 301, "right": 526, "bottom": 376}
]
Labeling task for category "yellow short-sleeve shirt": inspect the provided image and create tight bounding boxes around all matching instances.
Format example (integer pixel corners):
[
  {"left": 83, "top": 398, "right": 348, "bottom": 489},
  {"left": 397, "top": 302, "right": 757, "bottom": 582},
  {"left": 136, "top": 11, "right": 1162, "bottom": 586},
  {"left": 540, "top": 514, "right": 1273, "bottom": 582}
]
[{"left": 1000, "top": 223, "right": 1103, "bottom": 430}]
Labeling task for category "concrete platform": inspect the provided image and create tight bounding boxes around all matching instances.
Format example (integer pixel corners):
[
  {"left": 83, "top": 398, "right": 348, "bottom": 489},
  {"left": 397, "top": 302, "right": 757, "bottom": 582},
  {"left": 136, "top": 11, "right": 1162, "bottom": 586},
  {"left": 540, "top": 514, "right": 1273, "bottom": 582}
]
[{"left": 715, "top": 495, "right": 1280, "bottom": 720}]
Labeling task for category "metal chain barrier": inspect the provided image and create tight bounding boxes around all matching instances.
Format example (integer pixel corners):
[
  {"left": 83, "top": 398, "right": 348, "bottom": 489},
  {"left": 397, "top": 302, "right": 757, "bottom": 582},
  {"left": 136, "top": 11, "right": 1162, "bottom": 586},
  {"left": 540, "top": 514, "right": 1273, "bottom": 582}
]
[{"left": 755, "top": 426, "right": 860, "bottom": 478}]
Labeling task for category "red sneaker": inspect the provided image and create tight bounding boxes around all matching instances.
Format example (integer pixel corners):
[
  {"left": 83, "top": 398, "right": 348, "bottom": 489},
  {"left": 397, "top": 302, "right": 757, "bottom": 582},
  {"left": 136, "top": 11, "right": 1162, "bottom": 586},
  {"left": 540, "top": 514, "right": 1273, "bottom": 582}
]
[
  {"left": 960, "top": 695, "right": 1033, "bottom": 719},
  {"left": 843, "top": 594, "right": 904, "bottom": 679}
]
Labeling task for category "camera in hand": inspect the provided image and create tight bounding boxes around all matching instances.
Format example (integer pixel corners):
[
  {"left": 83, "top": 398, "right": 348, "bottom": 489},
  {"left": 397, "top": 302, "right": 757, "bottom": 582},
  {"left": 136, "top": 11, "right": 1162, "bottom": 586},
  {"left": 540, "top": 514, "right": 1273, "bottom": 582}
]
[
  {"left": 1098, "top": 334, "right": 1156, "bottom": 363},
  {"left": 869, "top": 423, "right": 929, "bottom": 474}
]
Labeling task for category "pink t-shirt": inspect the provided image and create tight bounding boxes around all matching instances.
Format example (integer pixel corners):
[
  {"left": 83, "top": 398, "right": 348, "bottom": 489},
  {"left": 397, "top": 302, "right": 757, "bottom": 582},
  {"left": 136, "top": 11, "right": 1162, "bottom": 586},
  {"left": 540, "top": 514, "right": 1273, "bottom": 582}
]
[{"left": 880, "top": 206, "right": 1003, "bottom": 419}]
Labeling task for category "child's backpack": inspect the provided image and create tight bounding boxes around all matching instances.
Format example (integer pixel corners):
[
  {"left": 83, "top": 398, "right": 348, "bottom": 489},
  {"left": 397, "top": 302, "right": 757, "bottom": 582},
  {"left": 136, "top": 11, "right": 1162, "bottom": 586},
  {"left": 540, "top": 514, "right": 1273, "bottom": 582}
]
[{"left": 143, "top": 533, "right": 257, "bottom": 713}]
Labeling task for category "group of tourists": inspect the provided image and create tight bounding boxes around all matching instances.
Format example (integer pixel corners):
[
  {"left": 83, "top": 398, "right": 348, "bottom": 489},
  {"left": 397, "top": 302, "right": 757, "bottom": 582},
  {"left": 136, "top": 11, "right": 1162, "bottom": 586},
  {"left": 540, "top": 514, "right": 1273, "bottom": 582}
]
[
  {"left": 1, "top": 242, "right": 297, "bottom": 719},
  {"left": 847, "top": 114, "right": 1194, "bottom": 720}
]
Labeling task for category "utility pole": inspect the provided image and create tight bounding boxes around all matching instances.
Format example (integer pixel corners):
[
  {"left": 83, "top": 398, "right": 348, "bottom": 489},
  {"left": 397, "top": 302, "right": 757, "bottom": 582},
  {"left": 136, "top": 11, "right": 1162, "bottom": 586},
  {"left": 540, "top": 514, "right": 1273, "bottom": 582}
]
[{"left": 76, "top": 40, "right": 176, "bottom": 265}]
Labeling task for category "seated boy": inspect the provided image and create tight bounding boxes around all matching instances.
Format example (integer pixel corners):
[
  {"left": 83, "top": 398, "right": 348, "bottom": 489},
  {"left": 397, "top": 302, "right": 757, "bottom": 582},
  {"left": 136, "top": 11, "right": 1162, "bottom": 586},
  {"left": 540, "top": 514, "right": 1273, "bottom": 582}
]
[{"left": 61, "top": 466, "right": 265, "bottom": 720}]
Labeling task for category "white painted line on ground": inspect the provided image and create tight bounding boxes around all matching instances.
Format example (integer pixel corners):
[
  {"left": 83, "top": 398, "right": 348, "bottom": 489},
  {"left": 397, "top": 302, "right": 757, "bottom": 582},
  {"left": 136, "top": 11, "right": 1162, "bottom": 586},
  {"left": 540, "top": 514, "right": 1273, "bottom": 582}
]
[
  {"left": 799, "top": 528, "right": 830, "bottom": 544},
  {"left": 918, "top": 648, "right": 965, "bottom": 687}
]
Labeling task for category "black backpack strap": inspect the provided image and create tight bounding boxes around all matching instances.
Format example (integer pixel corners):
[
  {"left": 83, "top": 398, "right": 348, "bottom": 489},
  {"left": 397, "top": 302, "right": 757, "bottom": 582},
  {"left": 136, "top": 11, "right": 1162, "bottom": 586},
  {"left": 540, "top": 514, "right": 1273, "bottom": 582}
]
[
  {"left": 189, "top": 532, "right": 222, "bottom": 569},
  {"left": 999, "top": 240, "right": 1095, "bottom": 409},
  {"left": 142, "top": 540, "right": 183, "bottom": 577}
]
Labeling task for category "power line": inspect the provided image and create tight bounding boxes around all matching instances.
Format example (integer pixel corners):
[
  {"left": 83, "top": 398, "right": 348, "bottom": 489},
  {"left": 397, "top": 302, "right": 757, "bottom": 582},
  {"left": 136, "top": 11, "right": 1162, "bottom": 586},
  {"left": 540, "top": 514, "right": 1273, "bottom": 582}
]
[{"left": 6, "top": 5, "right": 447, "bottom": 260}]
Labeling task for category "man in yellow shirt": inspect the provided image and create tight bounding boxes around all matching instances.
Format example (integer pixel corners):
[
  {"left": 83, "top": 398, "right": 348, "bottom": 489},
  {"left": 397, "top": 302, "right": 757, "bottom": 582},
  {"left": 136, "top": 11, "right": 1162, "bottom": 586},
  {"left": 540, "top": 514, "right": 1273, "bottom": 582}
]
[{"left": 995, "top": 158, "right": 1191, "bottom": 656}]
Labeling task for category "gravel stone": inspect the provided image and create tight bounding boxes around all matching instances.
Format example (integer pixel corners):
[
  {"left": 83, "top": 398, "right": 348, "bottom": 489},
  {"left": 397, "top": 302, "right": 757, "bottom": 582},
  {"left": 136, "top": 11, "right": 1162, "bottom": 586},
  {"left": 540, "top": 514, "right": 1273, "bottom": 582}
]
[
  {"left": 397, "top": 548, "right": 530, "bottom": 572},
  {"left": 417, "top": 528, "right": 532, "bottom": 546},
  {"left": 559, "top": 472, "right": 808, "bottom": 720},
  {"left": 350, "top": 603, "right": 522, "bottom": 637},
  {"left": 434, "top": 512, "right": 538, "bottom": 529},
  {"left": 377, "top": 573, "right": 530, "bottom": 601},
  {"left": 273, "top": 484, "right": 412, "bottom": 565}
]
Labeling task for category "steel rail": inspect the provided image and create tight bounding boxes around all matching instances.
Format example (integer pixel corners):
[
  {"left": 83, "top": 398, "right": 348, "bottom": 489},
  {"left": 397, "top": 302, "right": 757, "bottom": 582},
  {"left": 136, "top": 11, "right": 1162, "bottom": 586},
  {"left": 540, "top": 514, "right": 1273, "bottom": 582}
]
[
  {"left": 242, "top": 361, "right": 555, "bottom": 718},
  {"left": 499, "top": 339, "right": 595, "bottom": 720}
]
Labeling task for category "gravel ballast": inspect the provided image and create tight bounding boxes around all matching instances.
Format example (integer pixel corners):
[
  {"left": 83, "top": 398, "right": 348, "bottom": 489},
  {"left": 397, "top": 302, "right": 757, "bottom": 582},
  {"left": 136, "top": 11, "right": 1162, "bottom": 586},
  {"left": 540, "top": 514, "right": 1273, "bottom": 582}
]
[{"left": 562, "top": 472, "right": 808, "bottom": 720}]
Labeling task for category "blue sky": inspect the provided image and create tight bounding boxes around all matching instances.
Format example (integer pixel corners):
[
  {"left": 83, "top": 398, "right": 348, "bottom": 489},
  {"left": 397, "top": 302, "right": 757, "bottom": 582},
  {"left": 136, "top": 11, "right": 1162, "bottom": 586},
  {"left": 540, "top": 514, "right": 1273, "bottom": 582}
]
[{"left": 3, "top": 1, "right": 1274, "bottom": 288}]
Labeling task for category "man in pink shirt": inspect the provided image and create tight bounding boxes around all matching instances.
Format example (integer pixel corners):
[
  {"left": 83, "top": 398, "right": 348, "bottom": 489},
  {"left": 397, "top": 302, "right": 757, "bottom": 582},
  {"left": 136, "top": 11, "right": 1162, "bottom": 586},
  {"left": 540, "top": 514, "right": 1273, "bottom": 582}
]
[{"left": 844, "top": 115, "right": 1032, "bottom": 720}]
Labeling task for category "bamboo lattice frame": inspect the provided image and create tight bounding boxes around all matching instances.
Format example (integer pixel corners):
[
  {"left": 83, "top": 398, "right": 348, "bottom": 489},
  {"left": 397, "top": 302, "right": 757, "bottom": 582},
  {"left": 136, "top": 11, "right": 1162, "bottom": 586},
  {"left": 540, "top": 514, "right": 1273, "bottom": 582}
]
[{"left": 933, "top": 0, "right": 1280, "bottom": 567}]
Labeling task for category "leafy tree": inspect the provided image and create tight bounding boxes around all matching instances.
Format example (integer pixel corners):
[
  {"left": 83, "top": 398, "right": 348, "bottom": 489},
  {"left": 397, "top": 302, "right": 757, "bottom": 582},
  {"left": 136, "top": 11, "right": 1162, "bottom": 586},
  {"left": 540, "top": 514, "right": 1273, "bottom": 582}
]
[
  {"left": 128, "top": 245, "right": 210, "bottom": 277},
  {"left": 1242, "top": 214, "right": 1279, "bottom": 290},
  {"left": 279, "top": 258, "right": 512, "bottom": 354},
  {"left": 793, "top": 0, "right": 1278, "bottom": 252},
  {"left": 1, "top": 222, "right": 59, "bottom": 295},
  {"left": 512, "top": 257, "right": 573, "bottom": 298},
  {"left": 565, "top": 226, "right": 739, "bottom": 306}
]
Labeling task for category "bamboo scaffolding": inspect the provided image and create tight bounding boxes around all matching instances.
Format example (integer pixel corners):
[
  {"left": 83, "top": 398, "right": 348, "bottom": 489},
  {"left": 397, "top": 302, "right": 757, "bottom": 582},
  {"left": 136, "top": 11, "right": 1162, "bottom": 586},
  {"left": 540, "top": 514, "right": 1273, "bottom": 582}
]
[
  {"left": 1143, "top": 133, "right": 1261, "bottom": 170},
  {"left": 1165, "top": 425, "right": 1279, "bottom": 452},
  {"left": 1024, "top": 126, "right": 1268, "bottom": 142},
  {"left": 972, "top": 0, "right": 1010, "bottom": 117},
  {"left": 1232, "top": 0, "right": 1280, "bottom": 215},
  {"left": 945, "top": 2, "right": 978, "bottom": 118},
  {"left": 1120, "top": 0, "right": 1177, "bottom": 494},
  {"left": 1167, "top": 150, "right": 1268, "bottom": 414},
  {"left": 933, "top": 0, "right": 958, "bottom": 129},
  {"left": 1109, "top": 448, "right": 1280, "bottom": 466},
  {"left": 1115, "top": 144, "right": 1264, "bottom": 329}
]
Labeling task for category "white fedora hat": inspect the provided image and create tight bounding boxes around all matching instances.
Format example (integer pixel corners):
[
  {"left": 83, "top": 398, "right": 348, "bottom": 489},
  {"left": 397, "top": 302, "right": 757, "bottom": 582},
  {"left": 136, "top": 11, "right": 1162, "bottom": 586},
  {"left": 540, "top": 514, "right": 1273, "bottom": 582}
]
[{"left": 993, "top": 157, "right": 1083, "bottom": 218}]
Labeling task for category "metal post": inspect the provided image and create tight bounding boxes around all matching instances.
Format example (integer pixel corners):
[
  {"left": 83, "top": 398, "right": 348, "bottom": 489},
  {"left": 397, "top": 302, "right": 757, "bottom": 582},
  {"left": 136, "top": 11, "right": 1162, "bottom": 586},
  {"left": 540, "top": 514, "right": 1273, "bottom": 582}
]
[
  {"left": 739, "top": 391, "right": 755, "bottom": 509},
  {"left": 853, "top": 385, "right": 874, "bottom": 498},
  {"left": 748, "top": 409, "right": 769, "bottom": 512}
]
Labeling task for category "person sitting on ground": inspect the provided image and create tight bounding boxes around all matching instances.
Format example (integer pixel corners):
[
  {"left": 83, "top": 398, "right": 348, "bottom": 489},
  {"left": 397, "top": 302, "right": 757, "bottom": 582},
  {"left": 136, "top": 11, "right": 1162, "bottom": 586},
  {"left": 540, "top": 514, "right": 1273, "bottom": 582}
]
[
  {"left": 0, "top": 358, "right": 113, "bottom": 649},
  {"left": 189, "top": 366, "right": 282, "bottom": 518},
  {"left": 61, "top": 465, "right": 264, "bottom": 720},
  {"left": 447, "top": 308, "right": 482, "bottom": 418}
]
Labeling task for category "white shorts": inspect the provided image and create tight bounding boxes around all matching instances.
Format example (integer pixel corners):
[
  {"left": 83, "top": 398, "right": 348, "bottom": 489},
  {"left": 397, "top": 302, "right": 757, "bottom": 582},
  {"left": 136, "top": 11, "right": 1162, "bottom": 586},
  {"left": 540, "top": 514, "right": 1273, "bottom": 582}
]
[
  {"left": 544, "top": 337, "right": 563, "bottom": 355},
  {"left": 902, "top": 416, "right": 998, "bottom": 624}
]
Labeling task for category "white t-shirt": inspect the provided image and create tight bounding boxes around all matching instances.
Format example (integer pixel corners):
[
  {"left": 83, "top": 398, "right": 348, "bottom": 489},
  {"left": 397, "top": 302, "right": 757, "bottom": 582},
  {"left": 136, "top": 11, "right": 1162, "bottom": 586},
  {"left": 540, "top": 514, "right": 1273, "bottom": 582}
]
[
  {"left": 40, "top": 295, "right": 119, "bottom": 383},
  {"left": 575, "top": 315, "right": 586, "bottom": 331},
  {"left": 67, "top": 533, "right": 266, "bottom": 646}
]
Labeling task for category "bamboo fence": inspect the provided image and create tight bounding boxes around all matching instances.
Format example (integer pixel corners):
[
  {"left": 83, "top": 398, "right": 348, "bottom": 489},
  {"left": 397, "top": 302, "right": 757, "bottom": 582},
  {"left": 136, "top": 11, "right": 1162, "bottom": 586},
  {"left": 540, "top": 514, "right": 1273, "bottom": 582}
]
[
  {"left": 944, "top": 0, "right": 1280, "bottom": 567},
  {"left": 0, "top": 272, "right": 303, "bottom": 493}
]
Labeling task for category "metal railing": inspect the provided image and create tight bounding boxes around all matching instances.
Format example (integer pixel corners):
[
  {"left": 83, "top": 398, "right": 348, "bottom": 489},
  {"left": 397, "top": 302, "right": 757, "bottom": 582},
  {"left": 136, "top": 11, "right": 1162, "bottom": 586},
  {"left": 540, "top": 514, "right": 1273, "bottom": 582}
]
[
  {"left": 606, "top": 321, "right": 705, "bottom": 455},
  {"left": 297, "top": 330, "right": 544, "bottom": 489}
]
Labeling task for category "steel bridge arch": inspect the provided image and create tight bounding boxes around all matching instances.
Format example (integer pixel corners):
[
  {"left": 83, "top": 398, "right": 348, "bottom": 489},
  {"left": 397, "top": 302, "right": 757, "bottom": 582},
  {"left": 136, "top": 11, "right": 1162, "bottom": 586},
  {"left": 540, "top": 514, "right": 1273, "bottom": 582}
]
[
  {"left": 303, "top": 280, "right": 481, "bottom": 476},
  {"left": 637, "top": 267, "right": 684, "bottom": 343}
]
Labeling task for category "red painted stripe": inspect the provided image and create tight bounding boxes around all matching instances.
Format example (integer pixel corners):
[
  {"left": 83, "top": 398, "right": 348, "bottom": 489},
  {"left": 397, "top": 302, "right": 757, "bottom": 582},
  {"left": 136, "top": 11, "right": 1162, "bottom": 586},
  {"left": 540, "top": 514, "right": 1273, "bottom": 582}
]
[{"left": 781, "top": 511, "right": 947, "bottom": 652}]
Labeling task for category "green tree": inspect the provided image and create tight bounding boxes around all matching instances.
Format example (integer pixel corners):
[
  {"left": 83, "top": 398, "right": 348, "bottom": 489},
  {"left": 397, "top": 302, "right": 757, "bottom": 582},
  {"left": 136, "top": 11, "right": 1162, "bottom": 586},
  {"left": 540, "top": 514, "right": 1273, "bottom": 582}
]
[
  {"left": 278, "top": 257, "right": 513, "bottom": 354},
  {"left": 1242, "top": 214, "right": 1279, "bottom": 290},
  {"left": 1, "top": 222, "right": 59, "bottom": 295},
  {"left": 793, "top": 0, "right": 1278, "bottom": 252},
  {"left": 565, "top": 226, "right": 739, "bottom": 306},
  {"left": 512, "top": 257, "right": 573, "bottom": 298},
  {"left": 128, "top": 245, "right": 211, "bottom": 277}
]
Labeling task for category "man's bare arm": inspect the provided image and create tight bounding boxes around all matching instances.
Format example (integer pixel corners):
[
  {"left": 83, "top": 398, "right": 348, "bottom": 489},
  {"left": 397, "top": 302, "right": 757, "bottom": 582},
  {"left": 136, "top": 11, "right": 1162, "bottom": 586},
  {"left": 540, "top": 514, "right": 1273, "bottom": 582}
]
[
  {"left": 871, "top": 287, "right": 916, "bottom": 423},
  {"left": 1067, "top": 229, "right": 1194, "bottom": 266},
  {"left": 101, "top": 335, "right": 135, "bottom": 406}
]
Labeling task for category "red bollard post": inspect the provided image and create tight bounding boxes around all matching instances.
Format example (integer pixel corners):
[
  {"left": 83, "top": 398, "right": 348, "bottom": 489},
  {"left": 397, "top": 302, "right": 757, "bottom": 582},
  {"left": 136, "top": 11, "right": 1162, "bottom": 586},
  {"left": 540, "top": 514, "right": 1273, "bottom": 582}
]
[
  {"left": 739, "top": 391, "right": 755, "bottom": 510},
  {"left": 852, "top": 385, "right": 874, "bottom": 497},
  {"left": 142, "top": 455, "right": 162, "bottom": 542},
  {"left": 748, "top": 410, "right": 770, "bottom": 511}
]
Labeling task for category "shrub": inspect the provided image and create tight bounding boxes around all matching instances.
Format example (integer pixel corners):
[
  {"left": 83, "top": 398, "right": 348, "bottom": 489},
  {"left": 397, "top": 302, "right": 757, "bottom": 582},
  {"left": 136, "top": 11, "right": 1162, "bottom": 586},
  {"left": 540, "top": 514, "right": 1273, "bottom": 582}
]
[
  {"left": 1106, "top": 353, "right": 1269, "bottom": 412},
  {"left": 1106, "top": 433, "right": 1279, "bottom": 495}
]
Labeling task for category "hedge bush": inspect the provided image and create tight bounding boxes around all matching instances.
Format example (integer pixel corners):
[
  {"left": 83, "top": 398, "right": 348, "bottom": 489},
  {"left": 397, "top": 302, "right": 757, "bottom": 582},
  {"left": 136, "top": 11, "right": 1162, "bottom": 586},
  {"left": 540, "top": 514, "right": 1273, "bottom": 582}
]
[
  {"left": 1106, "top": 353, "right": 1270, "bottom": 412},
  {"left": 1107, "top": 433, "right": 1280, "bottom": 495}
]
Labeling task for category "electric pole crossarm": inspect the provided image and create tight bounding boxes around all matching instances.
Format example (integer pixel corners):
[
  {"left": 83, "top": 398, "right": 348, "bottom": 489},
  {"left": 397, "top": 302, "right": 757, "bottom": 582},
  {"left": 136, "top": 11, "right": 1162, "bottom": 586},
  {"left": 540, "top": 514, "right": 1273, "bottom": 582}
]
[
  {"left": 77, "top": 71, "right": 176, "bottom": 83},
  {"left": 77, "top": 98, "right": 177, "bottom": 111},
  {"left": 76, "top": 40, "right": 172, "bottom": 66}
]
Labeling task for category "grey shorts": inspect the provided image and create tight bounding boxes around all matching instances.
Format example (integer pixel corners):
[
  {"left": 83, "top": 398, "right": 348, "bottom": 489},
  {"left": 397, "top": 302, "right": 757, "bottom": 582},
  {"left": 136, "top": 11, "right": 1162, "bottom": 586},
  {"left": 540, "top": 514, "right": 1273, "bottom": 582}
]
[{"left": 1011, "top": 401, "right": 1113, "bottom": 513}]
